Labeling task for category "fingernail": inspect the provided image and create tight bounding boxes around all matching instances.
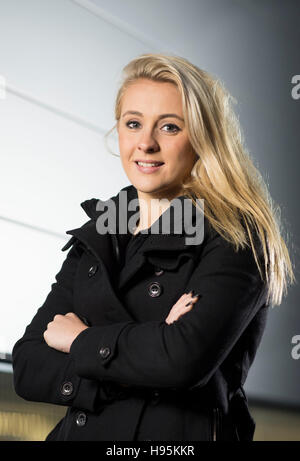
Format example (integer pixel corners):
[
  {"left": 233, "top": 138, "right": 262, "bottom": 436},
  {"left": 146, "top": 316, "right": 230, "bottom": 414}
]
[{"left": 193, "top": 293, "right": 200, "bottom": 298}]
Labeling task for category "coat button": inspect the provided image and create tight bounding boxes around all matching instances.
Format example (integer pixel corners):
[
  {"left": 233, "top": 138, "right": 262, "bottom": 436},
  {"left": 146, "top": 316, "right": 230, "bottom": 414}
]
[
  {"left": 88, "top": 265, "right": 98, "bottom": 277},
  {"left": 61, "top": 381, "right": 73, "bottom": 396},
  {"left": 99, "top": 346, "right": 111, "bottom": 358},
  {"left": 76, "top": 412, "right": 87, "bottom": 427},
  {"left": 154, "top": 267, "right": 164, "bottom": 276},
  {"left": 151, "top": 390, "right": 161, "bottom": 405},
  {"left": 148, "top": 282, "right": 162, "bottom": 298}
]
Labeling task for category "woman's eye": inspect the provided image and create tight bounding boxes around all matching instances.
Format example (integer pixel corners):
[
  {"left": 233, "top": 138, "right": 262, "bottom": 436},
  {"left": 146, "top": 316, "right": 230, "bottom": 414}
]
[
  {"left": 126, "top": 120, "right": 140, "bottom": 129},
  {"left": 162, "top": 123, "right": 180, "bottom": 133},
  {"left": 126, "top": 121, "right": 180, "bottom": 133}
]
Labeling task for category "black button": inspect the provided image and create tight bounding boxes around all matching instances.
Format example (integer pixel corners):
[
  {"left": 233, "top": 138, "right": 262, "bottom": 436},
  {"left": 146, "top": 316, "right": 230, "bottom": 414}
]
[
  {"left": 88, "top": 265, "right": 98, "bottom": 277},
  {"left": 99, "top": 346, "right": 111, "bottom": 358},
  {"left": 148, "top": 282, "right": 162, "bottom": 298},
  {"left": 76, "top": 412, "right": 87, "bottom": 427},
  {"left": 154, "top": 267, "right": 164, "bottom": 276},
  {"left": 61, "top": 381, "right": 73, "bottom": 396}
]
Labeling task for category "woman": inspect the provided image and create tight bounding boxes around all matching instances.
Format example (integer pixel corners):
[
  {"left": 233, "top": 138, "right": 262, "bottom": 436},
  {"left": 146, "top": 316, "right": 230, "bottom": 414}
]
[{"left": 12, "top": 53, "right": 295, "bottom": 441}]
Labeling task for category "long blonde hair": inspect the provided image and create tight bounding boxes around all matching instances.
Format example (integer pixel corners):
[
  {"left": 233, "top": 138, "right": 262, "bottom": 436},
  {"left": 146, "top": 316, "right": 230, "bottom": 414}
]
[{"left": 105, "top": 53, "right": 296, "bottom": 308}]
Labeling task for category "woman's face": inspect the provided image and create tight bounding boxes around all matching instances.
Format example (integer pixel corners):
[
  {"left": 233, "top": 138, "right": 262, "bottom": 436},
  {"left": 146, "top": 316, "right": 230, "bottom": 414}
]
[{"left": 117, "top": 78, "right": 197, "bottom": 200}]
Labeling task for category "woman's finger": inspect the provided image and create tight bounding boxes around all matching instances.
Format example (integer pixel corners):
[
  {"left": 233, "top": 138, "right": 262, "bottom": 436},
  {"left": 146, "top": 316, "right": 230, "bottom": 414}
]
[
  {"left": 185, "top": 293, "right": 200, "bottom": 306},
  {"left": 165, "top": 294, "right": 199, "bottom": 324}
]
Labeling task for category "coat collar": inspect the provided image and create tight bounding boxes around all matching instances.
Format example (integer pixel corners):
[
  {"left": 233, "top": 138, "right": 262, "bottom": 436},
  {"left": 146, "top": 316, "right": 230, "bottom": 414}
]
[{"left": 62, "top": 184, "right": 211, "bottom": 290}]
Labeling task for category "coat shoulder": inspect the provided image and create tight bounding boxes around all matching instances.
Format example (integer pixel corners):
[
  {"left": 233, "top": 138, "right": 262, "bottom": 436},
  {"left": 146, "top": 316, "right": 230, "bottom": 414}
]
[
  {"left": 61, "top": 218, "right": 93, "bottom": 252},
  {"left": 60, "top": 186, "right": 134, "bottom": 253}
]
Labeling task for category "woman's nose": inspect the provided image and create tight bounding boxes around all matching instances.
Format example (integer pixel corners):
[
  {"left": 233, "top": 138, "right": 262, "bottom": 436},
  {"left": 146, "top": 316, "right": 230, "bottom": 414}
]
[{"left": 137, "top": 132, "right": 159, "bottom": 152}]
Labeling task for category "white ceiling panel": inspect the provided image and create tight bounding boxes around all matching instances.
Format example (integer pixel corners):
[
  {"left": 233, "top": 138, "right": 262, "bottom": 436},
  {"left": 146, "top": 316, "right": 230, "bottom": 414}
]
[
  {"left": 0, "top": 90, "right": 129, "bottom": 235},
  {"left": 0, "top": 0, "right": 149, "bottom": 131},
  {"left": 0, "top": 219, "right": 74, "bottom": 356}
]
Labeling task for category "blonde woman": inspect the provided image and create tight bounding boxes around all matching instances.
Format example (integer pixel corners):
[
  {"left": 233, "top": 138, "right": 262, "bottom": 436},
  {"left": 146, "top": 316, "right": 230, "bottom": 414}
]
[{"left": 12, "top": 53, "right": 295, "bottom": 441}]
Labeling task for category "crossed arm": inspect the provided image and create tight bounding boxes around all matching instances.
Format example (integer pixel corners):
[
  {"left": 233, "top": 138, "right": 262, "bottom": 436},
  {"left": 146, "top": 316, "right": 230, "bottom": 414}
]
[
  {"left": 12, "top": 232, "right": 267, "bottom": 410},
  {"left": 42, "top": 291, "right": 198, "bottom": 354}
]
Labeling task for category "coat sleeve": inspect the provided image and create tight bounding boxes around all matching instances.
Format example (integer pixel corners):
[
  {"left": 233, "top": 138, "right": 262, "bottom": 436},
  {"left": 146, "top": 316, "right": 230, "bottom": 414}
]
[
  {"left": 69, "top": 231, "right": 268, "bottom": 390},
  {"left": 12, "top": 239, "right": 121, "bottom": 411}
]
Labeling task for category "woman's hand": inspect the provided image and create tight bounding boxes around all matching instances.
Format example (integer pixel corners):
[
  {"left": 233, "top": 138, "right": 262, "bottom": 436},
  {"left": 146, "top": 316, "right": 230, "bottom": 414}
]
[
  {"left": 43, "top": 312, "right": 89, "bottom": 353},
  {"left": 165, "top": 291, "right": 200, "bottom": 325}
]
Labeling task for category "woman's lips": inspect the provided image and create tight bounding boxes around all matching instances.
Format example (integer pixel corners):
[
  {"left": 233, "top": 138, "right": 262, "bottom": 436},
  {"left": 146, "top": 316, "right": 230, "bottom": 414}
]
[{"left": 135, "top": 162, "right": 164, "bottom": 174}]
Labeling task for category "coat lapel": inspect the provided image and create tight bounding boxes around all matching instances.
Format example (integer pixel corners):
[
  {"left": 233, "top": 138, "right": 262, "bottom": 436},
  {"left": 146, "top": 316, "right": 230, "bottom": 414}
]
[
  {"left": 117, "top": 234, "right": 199, "bottom": 291},
  {"left": 62, "top": 184, "right": 207, "bottom": 296},
  {"left": 63, "top": 219, "right": 118, "bottom": 284}
]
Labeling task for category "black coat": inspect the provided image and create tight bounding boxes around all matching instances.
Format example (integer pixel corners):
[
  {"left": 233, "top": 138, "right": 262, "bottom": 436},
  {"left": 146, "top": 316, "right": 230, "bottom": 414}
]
[{"left": 12, "top": 184, "right": 269, "bottom": 441}]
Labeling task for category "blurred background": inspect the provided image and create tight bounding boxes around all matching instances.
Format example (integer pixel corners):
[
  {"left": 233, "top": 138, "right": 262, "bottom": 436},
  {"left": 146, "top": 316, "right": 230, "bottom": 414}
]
[{"left": 0, "top": 0, "right": 299, "bottom": 441}]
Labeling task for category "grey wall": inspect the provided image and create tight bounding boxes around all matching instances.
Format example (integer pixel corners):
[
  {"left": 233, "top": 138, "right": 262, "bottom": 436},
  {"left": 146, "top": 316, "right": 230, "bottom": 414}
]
[{"left": 0, "top": 0, "right": 299, "bottom": 408}]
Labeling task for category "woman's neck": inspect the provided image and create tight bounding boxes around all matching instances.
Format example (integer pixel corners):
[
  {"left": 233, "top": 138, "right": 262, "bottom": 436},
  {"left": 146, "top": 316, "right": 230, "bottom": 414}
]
[{"left": 134, "top": 186, "right": 184, "bottom": 234}]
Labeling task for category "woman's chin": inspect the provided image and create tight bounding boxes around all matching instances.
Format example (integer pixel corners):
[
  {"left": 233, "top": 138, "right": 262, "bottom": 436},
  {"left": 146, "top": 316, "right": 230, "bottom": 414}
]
[{"left": 130, "top": 177, "right": 167, "bottom": 194}]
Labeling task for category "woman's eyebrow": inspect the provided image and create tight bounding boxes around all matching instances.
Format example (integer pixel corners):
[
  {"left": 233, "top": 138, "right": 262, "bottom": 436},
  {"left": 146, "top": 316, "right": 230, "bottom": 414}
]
[{"left": 122, "top": 110, "right": 184, "bottom": 122}]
